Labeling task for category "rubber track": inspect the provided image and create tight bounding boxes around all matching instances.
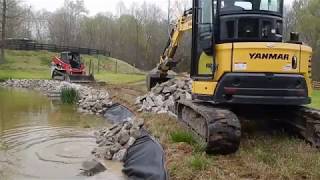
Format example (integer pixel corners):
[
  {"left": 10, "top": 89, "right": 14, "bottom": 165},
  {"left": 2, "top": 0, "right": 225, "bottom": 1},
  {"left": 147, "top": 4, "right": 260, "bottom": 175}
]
[
  {"left": 177, "top": 100, "right": 241, "bottom": 155},
  {"left": 296, "top": 107, "right": 320, "bottom": 148}
]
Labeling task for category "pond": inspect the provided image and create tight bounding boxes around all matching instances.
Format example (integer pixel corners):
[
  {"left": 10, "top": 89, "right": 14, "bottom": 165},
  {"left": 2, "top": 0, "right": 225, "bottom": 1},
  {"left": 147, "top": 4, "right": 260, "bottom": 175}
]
[{"left": 0, "top": 87, "right": 125, "bottom": 180}]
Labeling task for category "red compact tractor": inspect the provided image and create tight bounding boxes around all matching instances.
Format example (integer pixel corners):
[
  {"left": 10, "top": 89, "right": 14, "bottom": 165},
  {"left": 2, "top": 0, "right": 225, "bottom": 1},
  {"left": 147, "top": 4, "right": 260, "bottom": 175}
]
[{"left": 51, "top": 51, "right": 95, "bottom": 83}]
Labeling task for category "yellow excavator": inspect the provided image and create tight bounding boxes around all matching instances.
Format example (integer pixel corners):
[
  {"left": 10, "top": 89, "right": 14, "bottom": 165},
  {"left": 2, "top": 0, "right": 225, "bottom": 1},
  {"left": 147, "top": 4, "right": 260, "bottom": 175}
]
[{"left": 147, "top": 0, "right": 320, "bottom": 154}]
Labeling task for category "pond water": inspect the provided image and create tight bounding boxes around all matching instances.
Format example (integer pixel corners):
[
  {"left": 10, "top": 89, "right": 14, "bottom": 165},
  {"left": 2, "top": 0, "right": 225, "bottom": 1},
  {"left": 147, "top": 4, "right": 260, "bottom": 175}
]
[{"left": 0, "top": 87, "right": 125, "bottom": 180}]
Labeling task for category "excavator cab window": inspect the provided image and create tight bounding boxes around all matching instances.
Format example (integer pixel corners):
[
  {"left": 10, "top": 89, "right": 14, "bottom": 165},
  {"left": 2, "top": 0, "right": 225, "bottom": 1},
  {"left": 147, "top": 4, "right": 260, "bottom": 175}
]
[
  {"left": 220, "top": 0, "right": 282, "bottom": 14},
  {"left": 219, "top": 0, "right": 284, "bottom": 42},
  {"left": 191, "top": 0, "right": 216, "bottom": 78}
]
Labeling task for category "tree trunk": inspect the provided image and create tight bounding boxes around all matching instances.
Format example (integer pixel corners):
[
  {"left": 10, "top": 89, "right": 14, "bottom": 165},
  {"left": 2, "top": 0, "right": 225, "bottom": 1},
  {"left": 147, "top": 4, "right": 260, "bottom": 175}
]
[{"left": 0, "top": 0, "right": 7, "bottom": 64}]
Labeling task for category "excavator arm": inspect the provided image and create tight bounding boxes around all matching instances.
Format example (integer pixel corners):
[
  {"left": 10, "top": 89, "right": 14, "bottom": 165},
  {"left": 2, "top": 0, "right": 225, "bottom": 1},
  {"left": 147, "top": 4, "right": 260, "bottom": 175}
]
[
  {"left": 158, "top": 9, "right": 192, "bottom": 74},
  {"left": 147, "top": 9, "right": 192, "bottom": 90}
]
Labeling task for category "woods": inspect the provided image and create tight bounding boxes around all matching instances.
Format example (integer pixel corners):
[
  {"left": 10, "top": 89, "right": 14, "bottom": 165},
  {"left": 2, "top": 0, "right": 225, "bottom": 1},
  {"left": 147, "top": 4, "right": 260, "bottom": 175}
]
[
  {"left": 285, "top": 0, "right": 320, "bottom": 80},
  {"left": 0, "top": 0, "right": 319, "bottom": 79}
]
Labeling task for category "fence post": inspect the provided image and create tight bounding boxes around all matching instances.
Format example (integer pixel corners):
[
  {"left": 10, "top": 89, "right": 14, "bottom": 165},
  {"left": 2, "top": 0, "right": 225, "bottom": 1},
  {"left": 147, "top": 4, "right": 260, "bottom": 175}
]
[
  {"left": 89, "top": 59, "right": 92, "bottom": 75},
  {"left": 115, "top": 59, "right": 118, "bottom": 74},
  {"left": 97, "top": 55, "right": 100, "bottom": 73}
]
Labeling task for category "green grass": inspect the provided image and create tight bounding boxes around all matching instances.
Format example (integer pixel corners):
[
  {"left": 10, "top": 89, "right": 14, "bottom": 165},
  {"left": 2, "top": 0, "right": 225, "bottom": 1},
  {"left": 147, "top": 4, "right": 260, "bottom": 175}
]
[
  {"left": 60, "top": 88, "right": 79, "bottom": 104},
  {"left": 311, "top": 90, "right": 320, "bottom": 109},
  {"left": 170, "top": 130, "right": 197, "bottom": 145},
  {"left": 95, "top": 72, "right": 145, "bottom": 84},
  {"left": 188, "top": 154, "right": 210, "bottom": 171},
  {"left": 0, "top": 50, "right": 145, "bottom": 84},
  {"left": 0, "top": 70, "right": 50, "bottom": 80}
]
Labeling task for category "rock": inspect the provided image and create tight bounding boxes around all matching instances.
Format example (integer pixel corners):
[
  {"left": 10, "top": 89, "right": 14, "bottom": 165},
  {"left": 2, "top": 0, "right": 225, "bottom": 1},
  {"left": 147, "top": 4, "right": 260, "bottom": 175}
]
[
  {"left": 126, "top": 137, "right": 136, "bottom": 147},
  {"left": 93, "top": 146, "right": 111, "bottom": 159},
  {"left": 129, "top": 127, "right": 141, "bottom": 139},
  {"left": 80, "top": 159, "right": 106, "bottom": 177},
  {"left": 162, "top": 86, "right": 171, "bottom": 94},
  {"left": 154, "top": 95, "right": 164, "bottom": 107},
  {"left": 110, "top": 143, "right": 122, "bottom": 154},
  {"left": 177, "top": 80, "right": 186, "bottom": 89},
  {"left": 164, "top": 96, "right": 175, "bottom": 108},
  {"left": 185, "top": 92, "right": 192, "bottom": 100},
  {"left": 133, "top": 118, "right": 144, "bottom": 128},
  {"left": 146, "top": 96, "right": 155, "bottom": 107},
  {"left": 112, "top": 149, "right": 127, "bottom": 161},
  {"left": 98, "top": 139, "right": 113, "bottom": 147},
  {"left": 122, "top": 122, "right": 133, "bottom": 130},
  {"left": 106, "top": 125, "right": 122, "bottom": 137},
  {"left": 152, "top": 85, "right": 163, "bottom": 94},
  {"left": 118, "top": 130, "right": 130, "bottom": 145}
]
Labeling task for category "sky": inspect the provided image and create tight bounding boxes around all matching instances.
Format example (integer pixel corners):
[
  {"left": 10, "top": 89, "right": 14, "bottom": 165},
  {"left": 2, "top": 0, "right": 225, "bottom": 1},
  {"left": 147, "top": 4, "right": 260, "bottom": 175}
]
[
  {"left": 24, "top": 0, "right": 295, "bottom": 16},
  {"left": 24, "top": 0, "right": 169, "bottom": 16}
]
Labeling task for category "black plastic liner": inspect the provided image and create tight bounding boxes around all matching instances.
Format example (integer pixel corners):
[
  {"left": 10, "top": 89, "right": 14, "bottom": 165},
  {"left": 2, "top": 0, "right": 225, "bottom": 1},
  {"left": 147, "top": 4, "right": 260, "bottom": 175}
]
[
  {"left": 104, "top": 103, "right": 135, "bottom": 123},
  {"left": 104, "top": 104, "right": 167, "bottom": 179},
  {"left": 123, "top": 129, "right": 167, "bottom": 180}
]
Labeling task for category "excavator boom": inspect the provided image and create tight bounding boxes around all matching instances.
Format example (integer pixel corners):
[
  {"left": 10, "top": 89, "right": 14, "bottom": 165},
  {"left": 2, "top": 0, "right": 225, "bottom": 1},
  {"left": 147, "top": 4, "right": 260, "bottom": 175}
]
[{"left": 147, "top": 9, "right": 192, "bottom": 90}]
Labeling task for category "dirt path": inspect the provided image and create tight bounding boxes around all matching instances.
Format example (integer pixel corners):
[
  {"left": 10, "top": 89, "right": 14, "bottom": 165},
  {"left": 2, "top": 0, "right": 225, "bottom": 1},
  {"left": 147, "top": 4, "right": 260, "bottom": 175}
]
[{"left": 104, "top": 81, "right": 146, "bottom": 111}]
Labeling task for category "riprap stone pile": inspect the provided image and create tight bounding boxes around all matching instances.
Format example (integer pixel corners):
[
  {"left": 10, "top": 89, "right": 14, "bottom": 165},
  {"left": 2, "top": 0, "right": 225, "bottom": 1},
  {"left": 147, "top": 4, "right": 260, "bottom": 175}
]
[
  {"left": 135, "top": 77, "right": 192, "bottom": 114},
  {"left": 92, "top": 118, "right": 144, "bottom": 161}
]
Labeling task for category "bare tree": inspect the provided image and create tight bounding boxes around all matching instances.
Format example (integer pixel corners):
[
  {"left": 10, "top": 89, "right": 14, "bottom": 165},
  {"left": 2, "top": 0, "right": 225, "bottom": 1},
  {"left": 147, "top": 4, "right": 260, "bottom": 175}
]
[
  {"left": 0, "top": 0, "right": 7, "bottom": 64},
  {"left": 0, "top": 0, "right": 29, "bottom": 63}
]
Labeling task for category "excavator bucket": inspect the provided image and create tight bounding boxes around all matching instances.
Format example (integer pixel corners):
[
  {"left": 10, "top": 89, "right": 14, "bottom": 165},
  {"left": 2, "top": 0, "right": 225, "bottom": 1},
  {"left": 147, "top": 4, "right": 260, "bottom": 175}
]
[
  {"left": 146, "top": 68, "right": 175, "bottom": 90},
  {"left": 66, "top": 74, "right": 95, "bottom": 83}
]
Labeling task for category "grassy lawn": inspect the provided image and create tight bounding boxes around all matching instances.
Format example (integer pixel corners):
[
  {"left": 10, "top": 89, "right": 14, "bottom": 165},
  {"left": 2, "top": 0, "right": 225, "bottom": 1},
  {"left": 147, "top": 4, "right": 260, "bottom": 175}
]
[
  {"left": 0, "top": 50, "right": 144, "bottom": 84},
  {"left": 0, "top": 70, "right": 50, "bottom": 80},
  {"left": 311, "top": 90, "right": 320, "bottom": 109},
  {"left": 95, "top": 72, "right": 145, "bottom": 84}
]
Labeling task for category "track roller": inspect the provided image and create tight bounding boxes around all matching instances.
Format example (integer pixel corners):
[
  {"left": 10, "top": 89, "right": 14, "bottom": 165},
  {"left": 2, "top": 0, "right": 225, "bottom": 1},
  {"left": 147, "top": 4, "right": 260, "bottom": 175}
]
[{"left": 177, "top": 100, "right": 241, "bottom": 155}]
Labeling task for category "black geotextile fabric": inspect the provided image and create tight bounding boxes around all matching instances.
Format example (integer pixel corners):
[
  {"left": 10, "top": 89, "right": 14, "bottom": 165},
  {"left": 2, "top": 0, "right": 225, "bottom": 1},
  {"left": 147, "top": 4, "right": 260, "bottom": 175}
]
[
  {"left": 104, "top": 103, "right": 135, "bottom": 123},
  {"left": 123, "top": 129, "right": 168, "bottom": 180}
]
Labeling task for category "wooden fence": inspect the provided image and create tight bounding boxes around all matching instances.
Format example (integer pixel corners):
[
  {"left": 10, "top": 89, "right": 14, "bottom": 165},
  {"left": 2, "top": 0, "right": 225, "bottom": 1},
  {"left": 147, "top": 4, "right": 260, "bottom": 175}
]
[
  {"left": 2, "top": 39, "right": 111, "bottom": 56},
  {"left": 313, "top": 81, "right": 320, "bottom": 90}
]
